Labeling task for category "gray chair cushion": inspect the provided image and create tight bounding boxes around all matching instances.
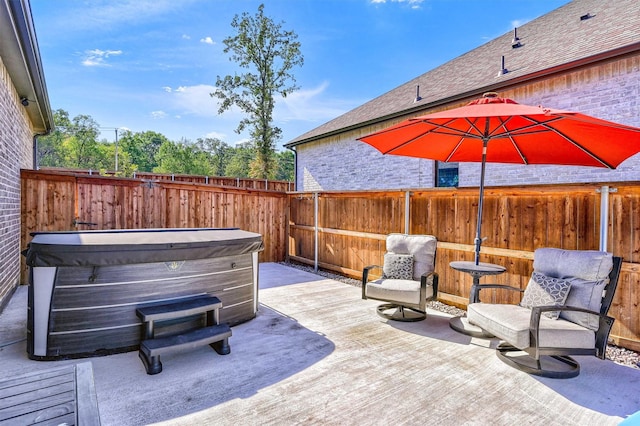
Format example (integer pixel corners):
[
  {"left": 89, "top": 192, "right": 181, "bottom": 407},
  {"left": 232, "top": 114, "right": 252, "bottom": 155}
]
[
  {"left": 560, "top": 277, "right": 607, "bottom": 331},
  {"left": 382, "top": 253, "right": 414, "bottom": 280},
  {"left": 532, "top": 248, "right": 613, "bottom": 328},
  {"left": 533, "top": 248, "right": 613, "bottom": 281},
  {"left": 467, "top": 303, "right": 596, "bottom": 350},
  {"left": 386, "top": 234, "right": 436, "bottom": 281},
  {"left": 366, "top": 279, "right": 434, "bottom": 305},
  {"left": 520, "top": 272, "right": 572, "bottom": 319}
]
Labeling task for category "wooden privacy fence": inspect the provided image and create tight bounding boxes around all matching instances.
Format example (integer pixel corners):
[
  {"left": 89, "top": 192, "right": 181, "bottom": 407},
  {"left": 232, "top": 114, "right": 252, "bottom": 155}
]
[
  {"left": 20, "top": 170, "right": 288, "bottom": 284},
  {"left": 19, "top": 170, "right": 640, "bottom": 351},
  {"left": 287, "top": 183, "right": 640, "bottom": 352}
]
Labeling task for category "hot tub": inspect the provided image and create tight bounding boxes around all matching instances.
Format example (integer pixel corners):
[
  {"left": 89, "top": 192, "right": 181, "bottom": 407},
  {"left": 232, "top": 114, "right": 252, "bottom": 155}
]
[{"left": 24, "top": 228, "right": 263, "bottom": 360}]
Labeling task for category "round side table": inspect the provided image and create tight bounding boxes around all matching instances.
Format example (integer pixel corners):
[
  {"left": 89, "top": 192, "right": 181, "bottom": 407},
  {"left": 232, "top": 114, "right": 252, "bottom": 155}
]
[{"left": 448, "top": 261, "right": 506, "bottom": 337}]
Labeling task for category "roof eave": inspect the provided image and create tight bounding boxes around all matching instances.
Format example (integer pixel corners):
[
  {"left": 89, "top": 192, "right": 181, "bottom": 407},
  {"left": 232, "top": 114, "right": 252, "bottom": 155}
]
[{"left": 0, "top": 0, "right": 53, "bottom": 134}]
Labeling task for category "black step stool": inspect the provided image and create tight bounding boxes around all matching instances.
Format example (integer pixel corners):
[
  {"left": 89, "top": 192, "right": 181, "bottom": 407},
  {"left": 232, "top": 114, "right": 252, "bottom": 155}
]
[{"left": 136, "top": 295, "right": 231, "bottom": 375}]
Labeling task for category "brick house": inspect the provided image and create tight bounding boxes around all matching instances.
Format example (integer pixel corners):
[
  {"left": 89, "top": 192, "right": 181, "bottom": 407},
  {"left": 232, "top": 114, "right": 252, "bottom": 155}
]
[
  {"left": 286, "top": 0, "right": 640, "bottom": 191},
  {"left": 0, "top": 1, "right": 53, "bottom": 308}
]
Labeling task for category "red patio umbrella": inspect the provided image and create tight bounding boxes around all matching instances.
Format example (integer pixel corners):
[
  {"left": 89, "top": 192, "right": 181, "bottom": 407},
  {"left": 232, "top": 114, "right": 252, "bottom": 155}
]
[{"left": 358, "top": 93, "right": 640, "bottom": 264}]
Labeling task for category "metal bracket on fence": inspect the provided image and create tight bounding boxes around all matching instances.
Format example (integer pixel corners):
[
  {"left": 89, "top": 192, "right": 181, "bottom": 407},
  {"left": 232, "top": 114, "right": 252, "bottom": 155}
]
[
  {"left": 141, "top": 179, "right": 159, "bottom": 189},
  {"left": 596, "top": 186, "right": 617, "bottom": 252},
  {"left": 73, "top": 218, "right": 97, "bottom": 227}
]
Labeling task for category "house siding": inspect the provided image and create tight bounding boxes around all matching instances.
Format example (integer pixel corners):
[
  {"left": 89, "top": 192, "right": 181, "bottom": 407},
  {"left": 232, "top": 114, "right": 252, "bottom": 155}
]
[
  {"left": 295, "top": 55, "right": 640, "bottom": 191},
  {"left": 0, "top": 57, "right": 34, "bottom": 306}
]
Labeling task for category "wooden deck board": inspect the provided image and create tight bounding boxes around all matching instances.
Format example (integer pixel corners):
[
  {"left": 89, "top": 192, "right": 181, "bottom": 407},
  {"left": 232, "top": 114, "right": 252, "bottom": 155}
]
[{"left": 0, "top": 362, "right": 100, "bottom": 426}]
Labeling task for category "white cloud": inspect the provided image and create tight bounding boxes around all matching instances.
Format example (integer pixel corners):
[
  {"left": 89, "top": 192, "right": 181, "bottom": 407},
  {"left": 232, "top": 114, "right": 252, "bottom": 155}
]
[
  {"left": 275, "top": 81, "right": 360, "bottom": 123},
  {"left": 164, "top": 84, "right": 223, "bottom": 118},
  {"left": 370, "top": 0, "right": 424, "bottom": 8},
  {"left": 162, "top": 86, "right": 172, "bottom": 93},
  {"left": 200, "top": 37, "right": 215, "bottom": 45},
  {"left": 205, "top": 131, "right": 227, "bottom": 140},
  {"left": 60, "top": 0, "right": 200, "bottom": 31},
  {"left": 151, "top": 111, "right": 168, "bottom": 119},
  {"left": 82, "top": 49, "right": 123, "bottom": 67},
  {"left": 182, "top": 34, "right": 191, "bottom": 40}
]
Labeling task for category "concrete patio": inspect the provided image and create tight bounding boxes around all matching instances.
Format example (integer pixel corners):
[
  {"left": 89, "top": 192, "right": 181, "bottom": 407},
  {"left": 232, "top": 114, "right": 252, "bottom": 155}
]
[{"left": 1, "top": 263, "right": 639, "bottom": 425}]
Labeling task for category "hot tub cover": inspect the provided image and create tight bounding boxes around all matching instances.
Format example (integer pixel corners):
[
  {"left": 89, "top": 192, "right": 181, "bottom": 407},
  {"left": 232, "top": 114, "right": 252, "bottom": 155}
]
[{"left": 24, "top": 228, "right": 264, "bottom": 267}]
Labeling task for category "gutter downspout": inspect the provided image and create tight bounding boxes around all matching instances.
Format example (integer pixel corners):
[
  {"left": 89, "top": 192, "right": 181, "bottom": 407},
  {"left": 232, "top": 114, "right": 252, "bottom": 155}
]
[
  {"left": 286, "top": 145, "right": 297, "bottom": 192},
  {"left": 33, "top": 129, "right": 52, "bottom": 170}
]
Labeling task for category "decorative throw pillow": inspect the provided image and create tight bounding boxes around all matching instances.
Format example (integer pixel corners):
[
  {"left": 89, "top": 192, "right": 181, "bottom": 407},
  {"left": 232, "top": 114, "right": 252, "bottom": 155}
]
[
  {"left": 520, "top": 272, "right": 572, "bottom": 319},
  {"left": 382, "top": 253, "right": 414, "bottom": 280}
]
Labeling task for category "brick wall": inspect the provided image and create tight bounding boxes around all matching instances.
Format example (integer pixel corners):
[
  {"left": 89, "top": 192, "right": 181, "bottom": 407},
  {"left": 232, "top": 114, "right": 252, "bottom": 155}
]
[
  {"left": 297, "top": 137, "right": 436, "bottom": 191},
  {"left": 0, "top": 57, "right": 34, "bottom": 307},
  {"left": 295, "top": 56, "right": 640, "bottom": 191}
]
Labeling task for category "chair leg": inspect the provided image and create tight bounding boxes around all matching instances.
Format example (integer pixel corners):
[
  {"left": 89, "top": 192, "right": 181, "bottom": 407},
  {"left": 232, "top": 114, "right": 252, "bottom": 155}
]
[
  {"left": 495, "top": 342, "right": 580, "bottom": 379},
  {"left": 376, "top": 303, "right": 426, "bottom": 322}
]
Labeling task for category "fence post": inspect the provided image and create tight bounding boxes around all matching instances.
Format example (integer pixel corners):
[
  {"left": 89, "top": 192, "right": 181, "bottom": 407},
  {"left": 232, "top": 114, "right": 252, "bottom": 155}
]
[
  {"left": 314, "top": 192, "right": 319, "bottom": 272},
  {"left": 598, "top": 185, "right": 617, "bottom": 252},
  {"left": 405, "top": 191, "right": 411, "bottom": 234}
]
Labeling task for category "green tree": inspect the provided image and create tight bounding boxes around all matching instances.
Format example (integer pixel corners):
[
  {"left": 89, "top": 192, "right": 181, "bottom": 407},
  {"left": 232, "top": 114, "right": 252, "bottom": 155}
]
[
  {"left": 224, "top": 144, "right": 255, "bottom": 178},
  {"left": 275, "top": 149, "right": 294, "bottom": 181},
  {"left": 118, "top": 130, "right": 167, "bottom": 173},
  {"left": 37, "top": 109, "right": 72, "bottom": 168},
  {"left": 212, "top": 3, "right": 303, "bottom": 179},
  {"left": 154, "top": 140, "right": 214, "bottom": 176},
  {"left": 195, "top": 137, "right": 234, "bottom": 176},
  {"left": 65, "top": 114, "right": 101, "bottom": 168},
  {"left": 37, "top": 109, "right": 106, "bottom": 171}
]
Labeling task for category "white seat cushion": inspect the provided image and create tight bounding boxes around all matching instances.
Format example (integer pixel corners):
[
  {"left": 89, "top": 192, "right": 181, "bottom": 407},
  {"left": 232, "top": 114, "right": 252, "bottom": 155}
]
[
  {"left": 467, "top": 303, "right": 595, "bottom": 350},
  {"left": 365, "top": 279, "right": 433, "bottom": 305}
]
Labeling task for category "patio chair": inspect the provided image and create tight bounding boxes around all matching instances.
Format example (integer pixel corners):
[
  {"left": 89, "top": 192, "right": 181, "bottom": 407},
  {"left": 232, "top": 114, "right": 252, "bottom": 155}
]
[
  {"left": 362, "top": 233, "right": 438, "bottom": 322},
  {"left": 467, "top": 248, "right": 622, "bottom": 378}
]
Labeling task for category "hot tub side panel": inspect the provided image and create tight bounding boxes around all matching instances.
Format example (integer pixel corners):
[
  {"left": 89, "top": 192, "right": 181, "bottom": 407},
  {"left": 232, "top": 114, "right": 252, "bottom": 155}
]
[{"left": 33, "top": 254, "right": 256, "bottom": 359}]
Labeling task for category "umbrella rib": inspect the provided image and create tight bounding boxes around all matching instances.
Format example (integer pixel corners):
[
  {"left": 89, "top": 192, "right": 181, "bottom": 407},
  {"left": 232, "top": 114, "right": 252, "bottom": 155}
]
[
  {"left": 381, "top": 129, "right": 433, "bottom": 154},
  {"left": 486, "top": 114, "right": 616, "bottom": 168},
  {"left": 494, "top": 116, "right": 529, "bottom": 164},
  {"left": 385, "top": 118, "right": 483, "bottom": 155},
  {"left": 419, "top": 118, "right": 484, "bottom": 139},
  {"left": 525, "top": 115, "right": 616, "bottom": 168},
  {"left": 443, "top": 119, "right": 483, "bottom": 162}
]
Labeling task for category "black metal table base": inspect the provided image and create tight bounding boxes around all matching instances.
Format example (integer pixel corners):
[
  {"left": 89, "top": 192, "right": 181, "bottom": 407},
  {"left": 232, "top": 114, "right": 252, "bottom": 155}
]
[
  {"left": 376, "top": 303, "right": 426, "bottom": 322},
  {"left": 496, "top": 342, "right": 580, "bottom": 379}
]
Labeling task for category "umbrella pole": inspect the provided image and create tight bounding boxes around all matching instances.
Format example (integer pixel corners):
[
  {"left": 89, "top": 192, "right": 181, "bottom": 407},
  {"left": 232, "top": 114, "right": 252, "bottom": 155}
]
[{"left": 475, "top": 138, "right": 489, "bottom": 265}]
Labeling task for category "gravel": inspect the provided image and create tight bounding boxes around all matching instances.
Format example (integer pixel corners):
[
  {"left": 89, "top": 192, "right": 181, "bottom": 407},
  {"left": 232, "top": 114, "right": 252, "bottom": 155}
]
[{"left": 279, "top": 261, "right": 640, "bottom": 370}]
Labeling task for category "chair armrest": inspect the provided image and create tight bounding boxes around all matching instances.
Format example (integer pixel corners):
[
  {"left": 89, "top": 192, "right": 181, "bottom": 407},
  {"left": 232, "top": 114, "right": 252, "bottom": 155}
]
[
  {"left": 529, "top": 305, "right": 615, "bottom": 360},
  {"left": 362, "top": 265, "right": 382, "bottom": 299},
  {"left": 472, "top": 284, "right": 523, "bottom": 303},
  {"left": 420, "top": 271, "right": 438, "bottom": 300}
]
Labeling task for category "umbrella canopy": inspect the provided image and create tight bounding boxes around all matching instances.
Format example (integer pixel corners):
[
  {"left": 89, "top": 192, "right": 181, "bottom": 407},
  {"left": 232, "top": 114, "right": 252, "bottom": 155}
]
[{"left": 359, "top": 93, "right": 640, "bottom": 264}]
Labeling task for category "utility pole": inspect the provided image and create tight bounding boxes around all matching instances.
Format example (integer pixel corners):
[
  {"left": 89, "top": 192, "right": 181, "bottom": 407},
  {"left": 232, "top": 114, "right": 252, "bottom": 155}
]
[{"left": 114, "top": 128, "right": 119, "bottom": 172}]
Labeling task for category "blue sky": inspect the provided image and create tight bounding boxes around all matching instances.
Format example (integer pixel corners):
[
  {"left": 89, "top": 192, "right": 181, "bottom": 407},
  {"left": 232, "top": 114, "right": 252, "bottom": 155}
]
[{"left": 30, "top": 0, "right": 568, "bottom": 150}]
